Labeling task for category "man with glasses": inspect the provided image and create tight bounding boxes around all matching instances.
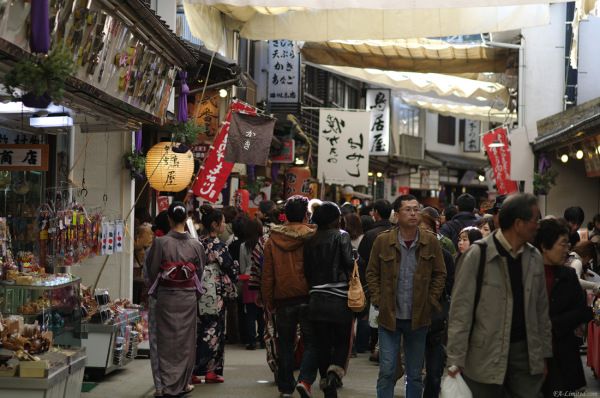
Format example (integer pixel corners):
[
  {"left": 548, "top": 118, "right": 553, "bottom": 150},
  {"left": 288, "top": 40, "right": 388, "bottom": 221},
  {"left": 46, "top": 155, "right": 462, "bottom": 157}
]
[
  {"left": 366, "top": 194, "right": 446, "bottom": 398},
  {"left": 446, "top": 193, "right": 552, "bottom": 398}
]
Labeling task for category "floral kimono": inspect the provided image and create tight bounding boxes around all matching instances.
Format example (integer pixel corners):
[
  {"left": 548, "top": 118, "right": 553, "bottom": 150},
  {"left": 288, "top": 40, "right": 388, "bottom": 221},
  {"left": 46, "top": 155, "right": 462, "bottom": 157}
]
[{"left": 194, "top": 236, "right": 239, "bottom": 377}]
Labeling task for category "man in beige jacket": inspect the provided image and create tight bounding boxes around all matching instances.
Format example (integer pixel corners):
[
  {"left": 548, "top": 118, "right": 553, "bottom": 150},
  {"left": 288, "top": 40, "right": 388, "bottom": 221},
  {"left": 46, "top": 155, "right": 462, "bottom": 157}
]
[{"left": 446, "top": 193, "right": 552, "bottom": 397}]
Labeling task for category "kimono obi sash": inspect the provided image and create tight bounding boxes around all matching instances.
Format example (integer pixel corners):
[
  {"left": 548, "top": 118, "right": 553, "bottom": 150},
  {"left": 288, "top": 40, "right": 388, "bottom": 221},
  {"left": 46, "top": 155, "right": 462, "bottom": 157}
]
[{"left": 149, "top": 261, "right": 203, "bottom": 294}]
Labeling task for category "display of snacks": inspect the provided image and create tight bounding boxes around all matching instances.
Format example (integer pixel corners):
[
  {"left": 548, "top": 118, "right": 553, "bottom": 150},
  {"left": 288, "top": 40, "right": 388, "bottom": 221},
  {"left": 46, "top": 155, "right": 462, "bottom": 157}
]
[{"left": 17, "top": 298, "right": 50, "bottom": 314}]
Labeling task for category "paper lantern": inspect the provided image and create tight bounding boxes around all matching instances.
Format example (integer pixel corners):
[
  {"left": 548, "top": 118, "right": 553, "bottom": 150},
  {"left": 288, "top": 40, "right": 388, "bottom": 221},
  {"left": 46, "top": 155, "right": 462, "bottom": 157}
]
[
  {"left": 285, "top": 167, "right": 312, "bottom": 199},
  {"left": 234, "top": 189, "right": 249, "bottom": 212},
  {"left": 145, "top": 143, "right": 194, "bottom": 192}
]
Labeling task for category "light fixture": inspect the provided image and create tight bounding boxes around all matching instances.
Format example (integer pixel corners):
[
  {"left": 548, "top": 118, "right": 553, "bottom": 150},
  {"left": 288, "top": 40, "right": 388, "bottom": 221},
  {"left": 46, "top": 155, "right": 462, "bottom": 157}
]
[
  {"left": 145, "top": 143, "right": 195, "bottom": 192},
  {"left": 368, "top": 171, "right": 373, "bottom": 177},
  {"left": 376, "top": 172, "right": 383, "bottom": 178},
  {"left": 478, "top": 175, "right": 485, "bottom": 182},
  {"left": 294, "top": 157, "right": 304, "bottom": 165},
  {"left": 561, "top": 154, "right": 569, "bottom": 163},
  {"left": 30, "top": 115, "right": 73, "bottom": 128},
  {"left": 576, "top": 149, "right": 583, "bottom": 159},
  {"left": 219, "top": 89, "right": 228, "bottom": 98},
  {"left": 488, "top": 138, "right": 505, "bottom": 148}
]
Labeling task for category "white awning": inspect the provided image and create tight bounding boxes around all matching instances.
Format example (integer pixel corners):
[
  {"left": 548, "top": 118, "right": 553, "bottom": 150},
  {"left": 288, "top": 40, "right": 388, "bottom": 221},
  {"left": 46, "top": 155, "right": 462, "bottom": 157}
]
[
  {"left": 183, "top": 2, "right": 552, "bottom": 52},
  {"left": 300, "top": 39, "right": 511, "bottom": 74},
  {"left": 402, "top": 97, "right": 516, "bottom": 123},
  {"left": 306, "top": 63, "right": 511, "bottom": 106}
]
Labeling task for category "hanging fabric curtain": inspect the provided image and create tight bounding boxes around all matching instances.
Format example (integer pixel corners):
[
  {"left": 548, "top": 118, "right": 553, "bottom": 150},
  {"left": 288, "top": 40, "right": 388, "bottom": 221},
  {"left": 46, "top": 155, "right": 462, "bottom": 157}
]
[
  {"left": 178, "top": 70, "right": 189, "bottom": 123},
  {"left": 30, "top": 0, "right": 50, "bottom": 54}
]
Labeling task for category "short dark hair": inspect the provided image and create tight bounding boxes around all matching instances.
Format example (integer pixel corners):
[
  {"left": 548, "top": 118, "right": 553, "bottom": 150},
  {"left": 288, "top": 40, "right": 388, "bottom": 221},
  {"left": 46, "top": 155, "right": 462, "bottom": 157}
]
[
  {"left": 393, "top": 194, "right": 418, "bottom": 212},
  {"left": 168, "top": 201, "right": 187, "bottom": 225},
  {"left": 534, "top": 219, "right": 569, "bottom": 251},
  {"left": 232, "top": 215, "right": 250, "bottom": 241},
  {"left": 498, "top": 193, "right": 538, "bottom": 230},
  {"left": 285, "top": 195, "right": 309, "bottom": 223},
  {"left": 341, "top": 203, "right": 356, "bottom": 216},
  {"left": 443, "top": 204, "right": 458, "bottom": 222},
  {"left": 259, "top": 200, "right": 276, "bottom": 215},
  {"left": 373, "top": 199, "right": 392, "bottom": 220},
  {"left": 222, "top": 206, "right": 239, "bottom": 223},
  {"left": 564, "top": 206, "right": 585, "bottom": 225},
  {"left": 153, "top": 210, "right": 170, "bottom": 234},
  {"left": 359, "top": 205, "right": 373, "bottom": 216},
  {"left": 456, "top": 193, "right": 476, "bottom": 213}
]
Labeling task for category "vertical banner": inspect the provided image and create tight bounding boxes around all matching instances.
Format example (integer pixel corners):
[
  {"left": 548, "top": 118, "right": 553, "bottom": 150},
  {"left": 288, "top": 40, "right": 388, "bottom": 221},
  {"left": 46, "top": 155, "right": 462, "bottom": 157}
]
[
  {"left": 192, "top": 100, "right": 257, "bottom": 203},
  {"left": 483, "top": 127, "right": 518, "bottom": 195},
  {"left": 463, "top": 119, "right": 481, "bottom": 152},
  {"left": 366, "top": 89, "right": 390, "bottom": 156},
  {"left": 318, "top": 109, "right": 370, "bottom": 186},
  {"left": 268, "top": 40, "right": 300, "bottom": 103}
]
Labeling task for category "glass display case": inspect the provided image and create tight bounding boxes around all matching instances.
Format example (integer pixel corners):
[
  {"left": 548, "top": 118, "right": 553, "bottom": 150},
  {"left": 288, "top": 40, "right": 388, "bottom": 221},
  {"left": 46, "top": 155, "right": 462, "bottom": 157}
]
[{"left": 0, "top": 277, "right": 82, "bottom": 348}]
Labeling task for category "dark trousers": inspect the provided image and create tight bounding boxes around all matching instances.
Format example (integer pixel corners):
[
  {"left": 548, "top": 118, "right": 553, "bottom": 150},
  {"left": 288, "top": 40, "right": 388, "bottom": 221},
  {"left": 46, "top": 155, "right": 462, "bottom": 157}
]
[
  {"left": 313, "top": 318, "right": 354, "bottom": 378},
  {"left": 276, "top": 304, "right": 317, "bottom": 394},
  {"left": 245, "top": 302, "right": 265, "bottom": 341},
  {"left": 355, "top": 311, "right": 371, "bottom": 352},
  {"left": 423, "top": 343, "right": 446, "bottom": 398}
]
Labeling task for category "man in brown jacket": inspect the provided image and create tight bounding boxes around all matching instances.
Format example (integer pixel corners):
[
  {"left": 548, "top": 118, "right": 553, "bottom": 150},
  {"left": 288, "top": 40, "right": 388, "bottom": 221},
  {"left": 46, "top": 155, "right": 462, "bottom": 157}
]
[
  {"left": 262, "top": 195, "right": 317, "bottom": 398},
  {"left": 366, "top": 194, "right": 446, "bottom": 398}
]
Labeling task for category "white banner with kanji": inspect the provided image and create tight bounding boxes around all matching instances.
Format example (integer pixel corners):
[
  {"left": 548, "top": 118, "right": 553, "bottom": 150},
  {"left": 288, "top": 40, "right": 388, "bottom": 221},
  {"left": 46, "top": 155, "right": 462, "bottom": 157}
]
[
  {"left": 366, "top": 89, "right": 390, "bottom": 156},
  {"left": 318, "top": 109, "right": 370, "bottom": 186}
]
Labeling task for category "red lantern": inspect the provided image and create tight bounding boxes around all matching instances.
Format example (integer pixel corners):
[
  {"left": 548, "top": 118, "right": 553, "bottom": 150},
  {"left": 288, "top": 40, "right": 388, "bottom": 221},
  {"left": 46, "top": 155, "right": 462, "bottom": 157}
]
[
  {"left": 234, "top": 189, "right": 250, "bottom": 212},
  {"left": 285, "top": 167, "right": 312, "bottom": 199}
]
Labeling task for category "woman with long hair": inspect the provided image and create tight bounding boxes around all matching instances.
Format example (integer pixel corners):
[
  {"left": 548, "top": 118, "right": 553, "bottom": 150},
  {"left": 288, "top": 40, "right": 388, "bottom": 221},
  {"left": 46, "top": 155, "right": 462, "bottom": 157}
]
[
  {"left": 304, "top": 202, "right": 356, "bottom": 398},
  {"left": 146, "top": 202, "right": 205, "bottom": 398},
  {"left": 193, "top": 204, "right": 240, "bottom": 384},
  {"left": 240, "top": 218, "right": 266, "bottom": 350}
]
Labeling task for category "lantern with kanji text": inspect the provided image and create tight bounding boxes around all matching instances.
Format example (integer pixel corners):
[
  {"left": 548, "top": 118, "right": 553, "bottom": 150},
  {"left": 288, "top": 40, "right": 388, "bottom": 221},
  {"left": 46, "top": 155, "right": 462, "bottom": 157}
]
[{"left": 145, "top": 143, "right": 194, "bottom": 192}]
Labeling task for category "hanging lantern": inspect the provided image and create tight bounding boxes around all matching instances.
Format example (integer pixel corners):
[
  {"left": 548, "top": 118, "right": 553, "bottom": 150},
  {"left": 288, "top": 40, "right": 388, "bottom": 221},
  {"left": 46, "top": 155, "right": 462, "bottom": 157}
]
[
  {"left": 145, "top": 143, "right": 194, "bottom": 192},
  {"left": 285, "top": 167, "right": 312, "bottom": 199},
  {"left": 234, "top": 189, "right": 250, "bottom": 212}
]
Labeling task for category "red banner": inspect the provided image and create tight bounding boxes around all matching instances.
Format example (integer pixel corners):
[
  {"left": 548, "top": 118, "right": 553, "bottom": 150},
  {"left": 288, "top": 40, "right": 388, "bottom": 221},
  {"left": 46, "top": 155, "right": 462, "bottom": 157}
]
[
  {"left": 192, "top": 100, "right": 257, "bottom": 202},
  {"left": 483, "top": 127, "right": 518, "bottom": 195}
]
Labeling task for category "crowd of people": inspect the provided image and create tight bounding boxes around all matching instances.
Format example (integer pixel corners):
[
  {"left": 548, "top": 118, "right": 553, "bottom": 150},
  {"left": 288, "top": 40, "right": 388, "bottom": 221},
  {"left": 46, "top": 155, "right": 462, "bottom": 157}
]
[{"left": 135, "top": 191, "right": 600, "bottom": 398}]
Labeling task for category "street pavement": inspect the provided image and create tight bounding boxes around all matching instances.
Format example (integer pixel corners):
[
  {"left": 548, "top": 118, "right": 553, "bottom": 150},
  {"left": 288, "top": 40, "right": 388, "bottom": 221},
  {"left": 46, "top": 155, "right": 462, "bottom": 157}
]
[{"left": 83, "top": 343, "right": 600, "bottom": 398}]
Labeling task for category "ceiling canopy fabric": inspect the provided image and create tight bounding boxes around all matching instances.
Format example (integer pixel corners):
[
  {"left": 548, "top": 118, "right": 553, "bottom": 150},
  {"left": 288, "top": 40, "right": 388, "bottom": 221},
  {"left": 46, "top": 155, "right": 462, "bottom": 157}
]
[
  {"left": 300, "top": 39, "right": 512, "bottom": 74},
  {"left": 183, "top": 2, "right": 552, "bottom": 51}
]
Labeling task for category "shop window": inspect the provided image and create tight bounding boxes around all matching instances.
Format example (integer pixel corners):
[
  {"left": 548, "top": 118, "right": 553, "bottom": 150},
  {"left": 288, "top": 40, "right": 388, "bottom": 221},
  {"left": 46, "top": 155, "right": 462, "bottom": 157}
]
[
  {"left": 329, "top": 76, "right": 346, "bottom": 107},
  {"left": 438, "top": 115, "right": 456, "bottom": 145},
  {"left": 399, "top": 106, "right": 419, "bottom": 137}
]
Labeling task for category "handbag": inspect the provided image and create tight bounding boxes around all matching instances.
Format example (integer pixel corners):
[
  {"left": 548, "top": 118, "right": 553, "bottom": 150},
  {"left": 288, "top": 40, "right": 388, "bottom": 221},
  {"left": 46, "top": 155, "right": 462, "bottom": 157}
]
[{"left": 348, "top": 261, "right": 366, "bottom": 312}]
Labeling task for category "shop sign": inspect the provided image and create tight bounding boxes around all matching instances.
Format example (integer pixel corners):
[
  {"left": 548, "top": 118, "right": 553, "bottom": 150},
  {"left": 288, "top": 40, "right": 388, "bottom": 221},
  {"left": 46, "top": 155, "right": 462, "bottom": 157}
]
[
  {"left": 463, "top": 120, "right": 481, "bottom": 152},
  {"left": 157, "top": 195, "right": 170, "bottom": 213},
  {"left": 398, "top": 186, "right": 410, "bottom": 196},
  {"left": 268, "top": 40, "right": 300, "bottom": 104},
  {"left": 0, "top": 144, "right": 49, "bottom": 171},
  {"left": 366, "top": 89, "right": 390, "bottom": 156},
  {"left": 189, "top": 90, "right": 220, "bottom": 140},
  {"left": 192, "top": 100, "right": 257, "bottom": 203},
  {"left": 318, "top": 109, "right": 370, "bottom": 186},
  {"left": 193, "top": 144, "right": 210, "bottom": 161},
  {"left": 483, "top": 127, "right": 518, "bottom": 195},
  {"left": 271, "top": 140, "right": 295, "bottom": 163}
]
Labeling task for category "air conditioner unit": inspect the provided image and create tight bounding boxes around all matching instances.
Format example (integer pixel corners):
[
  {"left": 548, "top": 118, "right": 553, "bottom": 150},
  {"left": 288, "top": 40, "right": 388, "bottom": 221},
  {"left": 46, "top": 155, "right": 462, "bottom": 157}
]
[{"left": 399, "top": 134, "right": 424, "bottom": 159}]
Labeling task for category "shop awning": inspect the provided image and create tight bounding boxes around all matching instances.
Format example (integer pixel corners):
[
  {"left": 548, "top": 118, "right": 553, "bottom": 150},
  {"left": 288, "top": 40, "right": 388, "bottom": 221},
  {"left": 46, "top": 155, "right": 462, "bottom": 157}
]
[
  {"left": 182, "top": 2, "right": 553, "bottom": 52},
  {"left": 401, "top": 97, "right": 516, "bottom": 123},
  {"left": 300, "top": 39, "right": 512, "bottom": 74},
  {"left": 425, "top": 150, "right": 490, "bottom": 170}
]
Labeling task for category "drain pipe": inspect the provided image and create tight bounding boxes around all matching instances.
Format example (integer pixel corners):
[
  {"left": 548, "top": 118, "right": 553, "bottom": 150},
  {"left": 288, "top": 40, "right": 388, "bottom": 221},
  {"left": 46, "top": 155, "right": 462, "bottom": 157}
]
[{"left": 486, "top": 41, "right": 524, "bottom": 128}]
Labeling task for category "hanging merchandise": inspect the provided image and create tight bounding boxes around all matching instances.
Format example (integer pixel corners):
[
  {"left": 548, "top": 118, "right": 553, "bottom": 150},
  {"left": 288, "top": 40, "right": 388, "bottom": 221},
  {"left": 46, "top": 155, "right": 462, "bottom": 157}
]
[
  {"left": 101, "top": 220, "right": 108, "bottom": 255},
  {"left": 114, "top": 221, "right": 124, "bottom": 253},
  {"left": 105, "top": 222, "right": 115, "bottom": 255}
]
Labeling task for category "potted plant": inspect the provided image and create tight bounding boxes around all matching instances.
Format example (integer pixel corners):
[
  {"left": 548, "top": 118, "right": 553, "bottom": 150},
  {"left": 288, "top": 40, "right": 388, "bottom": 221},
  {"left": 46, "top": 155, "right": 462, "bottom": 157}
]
[
  {"left": 170, "top": 120, "right": 206, "bottom": 153},
  {"left": 533, "top": 169, "right": 558, "bottom": 195},
  {"left": 123, "top": 150, "right": 146, "bottom": 181},
  {"left": 3, "top": 44, "right": 76, "bottom": 108}
]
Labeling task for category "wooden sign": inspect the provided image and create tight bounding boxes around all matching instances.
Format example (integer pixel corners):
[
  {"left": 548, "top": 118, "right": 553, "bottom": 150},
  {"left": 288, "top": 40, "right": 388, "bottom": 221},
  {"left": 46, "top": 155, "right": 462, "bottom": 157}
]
[
  {"left": 0, "top": 145, "right": 49, "bottom": 171},
  {"left": 188, "top": 90, "right": 220, "bottom": 140}
]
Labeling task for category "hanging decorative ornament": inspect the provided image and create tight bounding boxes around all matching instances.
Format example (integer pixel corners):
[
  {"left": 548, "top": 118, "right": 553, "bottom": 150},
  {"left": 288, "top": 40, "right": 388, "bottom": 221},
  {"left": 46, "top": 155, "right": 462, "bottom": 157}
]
[
  {"left": 145, "top": 142, "right": 194, "bottom": 192},
  {"left": 0, "top": 171, "right": 10, "bottom": 190},
  {"left": 234, "top": 189, "right": 250, "bottom": 212}
]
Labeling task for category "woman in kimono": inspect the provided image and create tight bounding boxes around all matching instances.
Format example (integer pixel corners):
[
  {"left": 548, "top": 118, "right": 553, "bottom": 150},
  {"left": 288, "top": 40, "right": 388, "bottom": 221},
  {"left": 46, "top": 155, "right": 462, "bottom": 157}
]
[
  {"left": 193, "top": 204, "right": 240, "bottom": 383},
  {"left": 147, "top": 202, "right": 206, "bottom": 398}
]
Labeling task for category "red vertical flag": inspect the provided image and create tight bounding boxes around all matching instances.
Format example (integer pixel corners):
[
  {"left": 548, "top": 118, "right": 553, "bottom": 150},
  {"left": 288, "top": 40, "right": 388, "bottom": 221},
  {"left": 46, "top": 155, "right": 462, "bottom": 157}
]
[
  {"left": 483, "top": 127, "right": 518, "bottom": 195},
  {"left": 192, "top": 100, "right": 257, "bottom": 203}
]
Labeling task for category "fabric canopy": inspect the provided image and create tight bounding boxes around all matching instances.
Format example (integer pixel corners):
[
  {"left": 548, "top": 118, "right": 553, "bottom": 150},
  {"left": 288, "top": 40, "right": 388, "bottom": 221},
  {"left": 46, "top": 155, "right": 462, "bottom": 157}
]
[
  {"left": 183, "top": 2, "right": 552, "bottom": 51},
  {"left": 184, "top": 0, "right": 570, "bottom": 9},
  {"left": 306, "top": 63, "right": 511, "bottom": 106},
  {"left": 300, "top": 39, "right": 511, "bottom": 74}
]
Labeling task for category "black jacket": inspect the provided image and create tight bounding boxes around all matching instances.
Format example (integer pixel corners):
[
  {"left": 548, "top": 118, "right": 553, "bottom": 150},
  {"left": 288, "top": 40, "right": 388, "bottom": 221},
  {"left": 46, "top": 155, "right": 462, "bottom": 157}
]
[
  {"left": 547, "top": 265, "right": 593, "bottom": 391},
  {"left": 304, "top": 229, "right": 355, "bottom": 287},
  {"left": 439, "top": 211, "right": 478, "bottom": 248},
  {"left": 357, "top": 219, "right": 392, "bottom": 295}
]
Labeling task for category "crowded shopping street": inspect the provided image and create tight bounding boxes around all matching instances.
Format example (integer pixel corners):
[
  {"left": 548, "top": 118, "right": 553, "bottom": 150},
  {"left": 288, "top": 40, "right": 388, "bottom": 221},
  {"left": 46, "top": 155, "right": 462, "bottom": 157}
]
[{"left": 4, "top": 1, "right": 600, "bottom": 398}]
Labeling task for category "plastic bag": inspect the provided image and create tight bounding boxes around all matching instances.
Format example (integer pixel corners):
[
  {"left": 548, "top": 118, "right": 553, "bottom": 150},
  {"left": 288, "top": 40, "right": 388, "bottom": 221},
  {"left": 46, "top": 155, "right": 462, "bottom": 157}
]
[{"left": 441, "top": 367, "right": 472, "bottom": 398}]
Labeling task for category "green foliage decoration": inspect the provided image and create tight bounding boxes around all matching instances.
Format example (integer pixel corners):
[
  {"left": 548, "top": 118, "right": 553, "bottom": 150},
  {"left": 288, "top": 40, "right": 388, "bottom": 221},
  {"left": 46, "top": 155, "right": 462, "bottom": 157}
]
[
  {"left": 171, "top": 120, "right": 207, "bottom": 146},
  {"left": 533, "top": 169, "right": 558, "bottom": 195}
]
